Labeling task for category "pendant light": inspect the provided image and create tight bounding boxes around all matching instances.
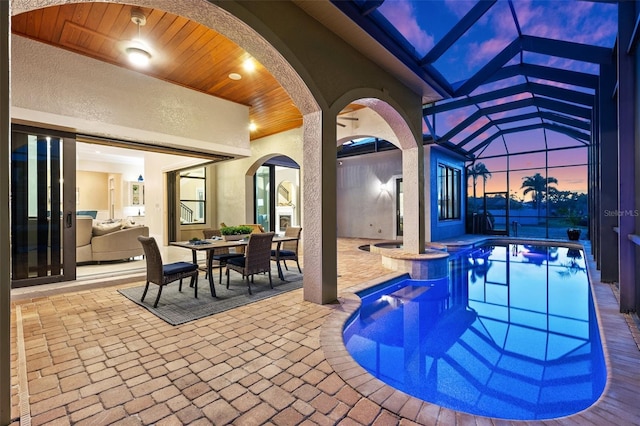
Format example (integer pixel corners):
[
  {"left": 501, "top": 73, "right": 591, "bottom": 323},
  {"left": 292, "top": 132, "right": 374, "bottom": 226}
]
[{"left": 126, "top": 9, "right": 152, "bottom": 67}]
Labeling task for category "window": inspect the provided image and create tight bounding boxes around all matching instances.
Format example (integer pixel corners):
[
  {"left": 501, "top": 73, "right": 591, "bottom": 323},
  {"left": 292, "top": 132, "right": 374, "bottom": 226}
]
[
  {"left": 180, "top": 166, "right": 206, "bottom": 224},
  {"left": 438, "top": 164, "right": 461, "bottom": 220}
]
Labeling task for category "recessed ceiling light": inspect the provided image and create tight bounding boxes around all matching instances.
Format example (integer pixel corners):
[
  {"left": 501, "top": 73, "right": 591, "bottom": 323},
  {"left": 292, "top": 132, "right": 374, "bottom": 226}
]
[
  {"left": 229, "top": 73, "right": 242, "bottom": 80},
  {"left": 243, "top": 59, "right": 255, "bottom": 72}
]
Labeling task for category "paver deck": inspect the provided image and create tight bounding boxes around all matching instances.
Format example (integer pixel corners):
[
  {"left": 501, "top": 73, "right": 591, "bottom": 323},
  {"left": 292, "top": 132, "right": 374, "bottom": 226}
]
[{"left": 9, "top": 238, "right": 640, "bottom": 425}]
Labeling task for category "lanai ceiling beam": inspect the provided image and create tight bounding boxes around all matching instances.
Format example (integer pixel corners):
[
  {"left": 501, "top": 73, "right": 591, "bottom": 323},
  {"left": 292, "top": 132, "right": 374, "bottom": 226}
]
[
  {"left": 539, "top": 111, "right": 591, "bottom": 130},
  {"left": 468, "top": 122, "right": 589, "bottom": 155},
  {"left": 359, "top": 0, "right": 384, "bottom": 16},
  {"left": 456, "top": 110, "right": 590, "bottom": 149},
  {"left": 521, "top": 35, "right": 613, "bottom": 64},
  {"left": 424, "top": 82, "right": 594, "bottom": 115},
  {"left": 487, "top": 64, "right": 598, "bottom": 89},
  {"left": 437, "top": 97, "right": 591, "bottom": 144},
  {"left": 419, "top": 0, "right": 496, "bottom": 65},
  {"left": 453, "top": 38, "right": 522, "bottom": 96},
  {"left": 329, "top": 0, "right": 453, "bottom": 97}
]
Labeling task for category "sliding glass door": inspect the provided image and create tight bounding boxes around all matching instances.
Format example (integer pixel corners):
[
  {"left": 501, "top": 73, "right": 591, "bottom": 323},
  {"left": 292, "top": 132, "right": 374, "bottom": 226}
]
[
  {"left": 255, "top": 159, "right": 300, "bottom": 233},
  {"left": 255, "top": 165, "right": 272, "bottom": 231},
  {"left": 11, "top": 126, "right": 76, "bottom": 287}
]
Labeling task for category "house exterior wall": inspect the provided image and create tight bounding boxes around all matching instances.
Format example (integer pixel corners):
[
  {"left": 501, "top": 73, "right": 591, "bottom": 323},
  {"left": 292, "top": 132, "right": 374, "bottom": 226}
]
[
  {"left": 214, "top": 127, "right": 304, "bottom": 230},
  {"left": 427, "top": 146, "right": 466, "bottom": 242},
  {"left": 334, "top": 146, "right": 466, "bottom": 242},
  {"left": 336, "top": 150, "right": 402, "bottom": 240}
]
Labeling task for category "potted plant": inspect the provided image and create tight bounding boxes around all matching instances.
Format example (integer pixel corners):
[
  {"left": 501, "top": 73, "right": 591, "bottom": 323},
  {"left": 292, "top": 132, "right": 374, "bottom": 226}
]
[
  {"left": 567, "top": 228, "right": 581, "bottom": 240},
  {"left": 220, "top": 225, "right": 253, "bottom": 241},
  {"left": 189, "top": 237, "right": 206, "bottom": 245},
  {"left": 558, "top": 248, "right": 586, "bottom": 277},
  {"left": 566, "top": 210, "right": 582, "bottom": 241}
]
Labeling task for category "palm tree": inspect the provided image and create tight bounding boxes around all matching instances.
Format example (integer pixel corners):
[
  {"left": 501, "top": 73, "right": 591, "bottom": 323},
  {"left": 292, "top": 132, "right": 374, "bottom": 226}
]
[
  {"left": 521, "top": 173, "right": 558, "bottom": 221},
  {"left": 467, "top": 162, "right": 492, "bottom": 213}
]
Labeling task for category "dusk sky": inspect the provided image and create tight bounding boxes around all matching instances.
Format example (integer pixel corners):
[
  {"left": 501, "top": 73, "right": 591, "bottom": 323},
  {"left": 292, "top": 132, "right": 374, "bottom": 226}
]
[{"left": 376, "top": 0, "right": 617, "bottom": 196}]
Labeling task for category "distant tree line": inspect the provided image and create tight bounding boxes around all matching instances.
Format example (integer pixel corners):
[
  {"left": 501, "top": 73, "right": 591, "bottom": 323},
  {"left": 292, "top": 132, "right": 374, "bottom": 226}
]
[{"left": 467, "top": 163, "right": 587, "bottom": 224}]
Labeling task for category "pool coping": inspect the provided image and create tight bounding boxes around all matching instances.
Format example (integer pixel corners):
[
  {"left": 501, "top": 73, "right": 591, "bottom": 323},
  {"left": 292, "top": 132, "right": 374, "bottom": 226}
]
[{"left": 321, "top": 238, "right": 640, "bottom": 424}]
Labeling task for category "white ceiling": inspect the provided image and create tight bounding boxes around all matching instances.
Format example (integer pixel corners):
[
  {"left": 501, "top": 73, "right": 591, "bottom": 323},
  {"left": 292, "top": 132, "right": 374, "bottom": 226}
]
[{"left": 76, "top": 142, "right": 144, "bottom": 167}]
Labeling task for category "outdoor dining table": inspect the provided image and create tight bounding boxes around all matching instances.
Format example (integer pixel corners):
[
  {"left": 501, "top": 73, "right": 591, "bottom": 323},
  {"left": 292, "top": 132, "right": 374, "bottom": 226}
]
[{"left": 170, "top": 235, "right": 299, "bottom": 297}]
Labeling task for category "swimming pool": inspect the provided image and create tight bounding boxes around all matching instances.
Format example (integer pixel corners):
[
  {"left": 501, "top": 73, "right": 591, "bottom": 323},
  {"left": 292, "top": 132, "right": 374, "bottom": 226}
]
[{"left": 343, "top": 243, "right": 606, "bottom": 420}]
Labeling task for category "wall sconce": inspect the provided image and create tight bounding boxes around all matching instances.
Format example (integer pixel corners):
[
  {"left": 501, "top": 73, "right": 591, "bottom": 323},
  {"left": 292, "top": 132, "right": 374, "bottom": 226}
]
[{"left": 379, "top": 182, "right": 389, "bottom": 193}]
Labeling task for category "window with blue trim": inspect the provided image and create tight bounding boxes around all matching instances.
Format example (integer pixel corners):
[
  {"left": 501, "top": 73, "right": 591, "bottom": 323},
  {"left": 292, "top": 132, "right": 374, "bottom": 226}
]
[{"left": 438, "top": 164, "right": 461, "bottom": 220}]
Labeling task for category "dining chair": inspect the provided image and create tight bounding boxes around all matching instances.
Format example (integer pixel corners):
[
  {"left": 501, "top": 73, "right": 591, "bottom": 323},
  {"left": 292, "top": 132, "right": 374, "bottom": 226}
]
[
  {"left": 271, "top": 226, "right": 302, "bottom": 273},
  {"left": 202, "top": 228, "right": 244, "bottom": 284},
  {"left": 226, "top": 232, "right": 275, "bottom": 295},
  {"left": 137, "top": 236, "right": 199, "bottom": 307}
]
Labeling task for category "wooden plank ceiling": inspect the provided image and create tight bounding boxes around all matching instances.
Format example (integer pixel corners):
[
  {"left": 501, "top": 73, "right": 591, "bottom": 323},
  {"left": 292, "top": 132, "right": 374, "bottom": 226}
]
[{"left": 11, "top": 3, "right": 303, "bottom": 141}]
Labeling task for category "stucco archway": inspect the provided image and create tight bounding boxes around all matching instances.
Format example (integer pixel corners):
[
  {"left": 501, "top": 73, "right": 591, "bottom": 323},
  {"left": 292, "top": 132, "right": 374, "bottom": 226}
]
[
  {"left": 8, "top": 0, "right": 424, "bottom": 306},
  {"left": 333, "top": 94, "right": 424, "bottom": 254},
  {"left": 1, "top": 2, "right": 419, "bottom": 422},
  {"left": 9, "top": 0, "right": 326, "bottom": 298}
]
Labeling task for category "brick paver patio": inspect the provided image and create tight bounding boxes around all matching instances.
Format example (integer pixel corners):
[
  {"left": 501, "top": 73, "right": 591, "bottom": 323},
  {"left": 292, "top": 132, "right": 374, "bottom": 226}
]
[{"left": 9, "top": 238, "right": 640, "bottom": 425}]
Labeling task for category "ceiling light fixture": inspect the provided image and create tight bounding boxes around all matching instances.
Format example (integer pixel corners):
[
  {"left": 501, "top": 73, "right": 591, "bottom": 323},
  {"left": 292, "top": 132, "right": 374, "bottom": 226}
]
[
  {"left": 243, "top": 59, "right": 255, "bottom": 72},
  {"left": 126, "top": 9, "right": 151, "bottom": 67}
]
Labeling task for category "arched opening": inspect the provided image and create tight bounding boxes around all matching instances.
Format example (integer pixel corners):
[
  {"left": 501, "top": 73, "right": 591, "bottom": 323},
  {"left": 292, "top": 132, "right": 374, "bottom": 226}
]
[
  {"left": 248, "top": 155, "right": 301, "bottom": 234},
  {"left": 332, "top": 97, "right": 423, "bottom": 255}
]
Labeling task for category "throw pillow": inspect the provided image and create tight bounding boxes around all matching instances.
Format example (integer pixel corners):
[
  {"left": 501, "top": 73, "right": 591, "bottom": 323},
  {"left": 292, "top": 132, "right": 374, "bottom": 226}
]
[
  {"left": 121, "top": 218, "right": 139, "bottom": 228},
  {"left": 92, "top": 221, "right": 122, "bottom": 236}
]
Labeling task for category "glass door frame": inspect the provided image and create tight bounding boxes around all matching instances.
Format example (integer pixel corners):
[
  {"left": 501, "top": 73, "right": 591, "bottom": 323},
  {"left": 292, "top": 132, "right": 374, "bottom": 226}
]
[
  {"left": 483, "top": 191, "right": 509, "bottom": 236},
  {"left": 254, "top": 164, "right": 274, "bottom": 231},
  {"left": 395, "top": 178, "right": 403, "bottom": 237},
  {"left": 166, "top": 170, "right": 178, "bottom": 242},
  {"left": 11, "top": 125, "right": 77, "bottom": 288}
]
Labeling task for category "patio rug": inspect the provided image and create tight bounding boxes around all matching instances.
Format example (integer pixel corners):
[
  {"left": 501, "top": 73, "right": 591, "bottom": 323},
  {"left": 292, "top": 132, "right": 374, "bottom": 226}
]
[{"left": 118, "top": 268, "right": 303, "bottom": 325}]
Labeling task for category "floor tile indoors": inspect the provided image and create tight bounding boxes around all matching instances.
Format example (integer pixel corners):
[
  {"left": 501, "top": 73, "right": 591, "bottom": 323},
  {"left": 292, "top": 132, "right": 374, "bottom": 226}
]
[{"left": 9, "top": 238, "right": 640, "bottom": 425}]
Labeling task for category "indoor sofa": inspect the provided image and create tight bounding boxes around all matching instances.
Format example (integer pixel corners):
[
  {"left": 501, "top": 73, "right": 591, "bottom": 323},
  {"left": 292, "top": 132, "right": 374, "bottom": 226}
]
[{"left": 76, "top": 215, "right": 149, "bottom": 263}]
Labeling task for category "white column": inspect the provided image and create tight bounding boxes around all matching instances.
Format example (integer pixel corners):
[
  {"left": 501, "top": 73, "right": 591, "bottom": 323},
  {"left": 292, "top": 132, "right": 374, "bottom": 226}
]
[
  {"left": 302, "top": 111, "right": 338, "bottom": 304},
  {"left": 402, "top": 145, "right": 424, "bottom": 253}
]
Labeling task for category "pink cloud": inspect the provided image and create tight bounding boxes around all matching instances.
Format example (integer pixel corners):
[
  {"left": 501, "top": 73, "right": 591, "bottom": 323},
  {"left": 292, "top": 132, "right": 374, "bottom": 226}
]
[
  {"left": 514, "top": 0, "right": 616, "bottom": 47},
  {"left": 447, "top": 112, "right": 493, "bottom": 144},
  {"left": 444, "top": 109, "right": 469, "bottom": 129},
  {"left": 465, "top": 116, "right": 491, "bottom": 134},
  {"left": 468, "top": 37, "right": 512, "bottom": 67},
  {"left": 480, "top": 92, "right": 532, "bottom": 109},
  {"left": 525, "top": 53, "right": 598, "bottom": 75},
  {"left": 472, "top": 77, "right": 528, "bottom": 96},
  {"left": 444, "top": 0, "right": 477, "bottom": 18},
  {"left": 443, "top": 2, "right": 518, "bottom": 73},
  {"left": 381, "top": 0, "right": 434, "bottom": 56}
]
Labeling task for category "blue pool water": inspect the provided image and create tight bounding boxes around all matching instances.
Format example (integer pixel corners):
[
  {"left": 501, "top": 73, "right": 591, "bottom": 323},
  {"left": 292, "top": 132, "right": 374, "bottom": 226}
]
[{"left": 343, "top": 243, "right": 606, "bottom": 420}]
